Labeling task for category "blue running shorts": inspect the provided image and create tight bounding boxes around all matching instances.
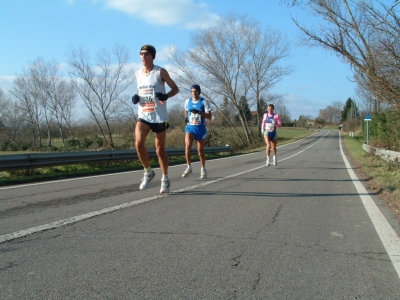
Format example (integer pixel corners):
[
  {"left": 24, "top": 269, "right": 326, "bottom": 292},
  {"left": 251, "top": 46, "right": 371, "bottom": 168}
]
[
  {"left": 186, "top": 125, "right": 208, "bottom": 141},
  {"left": 266, "top": 131, "right": 277, "bottom": 141}
]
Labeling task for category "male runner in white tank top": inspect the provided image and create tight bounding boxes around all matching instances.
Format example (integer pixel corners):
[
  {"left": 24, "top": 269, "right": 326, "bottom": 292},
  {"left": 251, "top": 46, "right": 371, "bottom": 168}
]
[{"left": 131, "top": 45, "right": 179, "bottom": 193}]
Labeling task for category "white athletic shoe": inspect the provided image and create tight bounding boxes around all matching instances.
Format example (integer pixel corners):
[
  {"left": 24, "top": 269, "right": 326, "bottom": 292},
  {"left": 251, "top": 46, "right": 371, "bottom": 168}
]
[
  {"left": 160, "top": 178, "right": 170, "bottom": 194},
  {"left": 182, "top": 167, "right": 192, "bottom": 178},
  {"left": 139, "top": 170, "right": 155, "bottom": 190},
  {"left": 200, "top": 169, "right": 207, "bottom": 179},
  {"left": 266, "top": 157, "right": 270, "bottom": 166},
  {"left": 273, "top": 156, "right": 277, "bottom": 166}
]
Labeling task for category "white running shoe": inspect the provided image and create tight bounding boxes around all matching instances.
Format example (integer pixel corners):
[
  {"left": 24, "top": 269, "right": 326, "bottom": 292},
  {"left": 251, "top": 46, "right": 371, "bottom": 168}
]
[
  {"left": 182, "top": 167, "right": 192, "bottom": 178},
  {"left": 139, "top": 170, "right": 155, "bottom": 190},
  {"left": 273, "top": 156, "right": 277, "bottom": 166},
  {"left": 200, "top": 169, "right": 207, "bottom": 179},
  {"left": 266, "top": 157, "right": 270, "bottom": 166},
  {"left": 160, "top": 178, "right": 170, "bottom": 194}
]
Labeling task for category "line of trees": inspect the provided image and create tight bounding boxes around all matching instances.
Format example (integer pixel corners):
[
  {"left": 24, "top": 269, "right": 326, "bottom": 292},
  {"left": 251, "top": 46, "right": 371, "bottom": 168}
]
[
  {"left": 166, "top": 12, "right": 292, "bottom": 147},
  {"left": 0, "top": 44, "right": 138, "bottom": 151},
  {"left": 285, "top": 0, "right": 399, "bottom": 112},
  {"left": 288, "top": 0, "right": 399, "bottom": 150},
  {"left": 3, "top": 2, "right": 398, "bottom": 151},
  {"left": 0, "top": 13, "right": 293, "bottom": 151}
]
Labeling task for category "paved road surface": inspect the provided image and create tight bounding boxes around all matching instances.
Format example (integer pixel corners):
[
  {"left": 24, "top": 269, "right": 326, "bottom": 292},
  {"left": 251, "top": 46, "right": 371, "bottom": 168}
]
[{"left": 1, "top": 130, "right": 400, "bottom": 299}]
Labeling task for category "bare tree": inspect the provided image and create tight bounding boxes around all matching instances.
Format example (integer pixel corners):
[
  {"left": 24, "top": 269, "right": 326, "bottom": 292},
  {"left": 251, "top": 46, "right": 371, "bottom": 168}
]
[
  {"left": 318, "top": 100, "right": 343, "bottom": 124},
  {"left": 0, "top": 94, "right": 28, "bottom": 147},
  {"left": 167, "top": 13, "right": 291, "bottom": 146},
  {"left": 0, "top": 88, "right": 8, "bottom": 130},
  {"left": 167, "top": 103, "right": 186, "bottom": 129},
  {"left": 10, "top": 62, "right": 46, "bottom": 147},
  {"left": 280, "top": 0, "right": 302, "bottom": 5},
  {"left": 68, "top": 44, "right": 135, "bottom": 149},
  {"left": 0, "top": 88, "right": 10, "bottom": 143},
  {"left": 43, "top": 60, "right": 77, "bottom": 145},
  {"left": 166, "top": 35, "right": 248, "bottom": 147},
  {"left": 244, "top": 26, "right": 292, "bottom": 134},
  {"left": 291, "top": 0, "right": 400, "bottom": 111},
  {"left": 30, "top": 58, "right": 57, "bottom": 147}
]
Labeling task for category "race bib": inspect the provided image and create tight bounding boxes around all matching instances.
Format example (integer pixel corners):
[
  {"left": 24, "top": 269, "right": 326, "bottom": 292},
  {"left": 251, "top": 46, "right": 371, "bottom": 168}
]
[
  {"left": 139, "top": 87, "right": 156, "bottom": 113},
  {"left": 189, "top": 112, "right": 201, "bottom": 125},
  {"left": 266, "top": 122, "right": 275, "bottom": 132}
]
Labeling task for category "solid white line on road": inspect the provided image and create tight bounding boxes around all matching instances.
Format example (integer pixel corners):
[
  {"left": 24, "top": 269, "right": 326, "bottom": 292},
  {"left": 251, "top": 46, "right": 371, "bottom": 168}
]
[
  {"left": 0, "top": 134, "right": 325, "bottom": 244},
  {"left": 339, "top": 133, "right": 400, "bottom": 279}
]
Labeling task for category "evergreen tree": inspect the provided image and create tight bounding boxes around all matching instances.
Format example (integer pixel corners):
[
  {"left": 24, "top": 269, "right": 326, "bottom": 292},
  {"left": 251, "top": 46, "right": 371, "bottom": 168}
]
[
  {"left": 341, "top": 97, "right": 359, "bottom": 121},
  {"left": 238, "top": 96, "right": 251, "bottom": 124}
]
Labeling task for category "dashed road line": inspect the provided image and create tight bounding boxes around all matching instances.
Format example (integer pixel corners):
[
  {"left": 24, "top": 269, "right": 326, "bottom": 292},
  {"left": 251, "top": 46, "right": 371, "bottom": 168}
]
[{"left": 0, "top": 133, "right": 325, "bottom": 243}]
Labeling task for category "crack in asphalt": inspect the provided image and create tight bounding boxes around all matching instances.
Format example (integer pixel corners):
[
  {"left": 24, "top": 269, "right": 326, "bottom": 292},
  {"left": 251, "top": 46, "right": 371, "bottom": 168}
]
[
  {"left": 271, "top": 204, "right": 283, "bottom": 225},
  {"left": 253, "top": 273, "right": 261, "bottom": 290},
  {"left": 231, "top": 253, "right": 242, "bottom": 267},
  {"left": 0, "top": 261, "right": 18, "bottom": 271}
]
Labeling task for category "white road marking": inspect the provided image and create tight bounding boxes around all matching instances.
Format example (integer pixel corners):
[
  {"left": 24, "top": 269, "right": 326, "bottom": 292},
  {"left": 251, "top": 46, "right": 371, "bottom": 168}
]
[
  {"left": 5, "top": 130, "right": 399, "bottom": 280},
  {"left": 0, "top": 133, "right": 324, "bottom": 243},
  {"left": 339, "top": 133, "right": 400, "bottom": 279}
]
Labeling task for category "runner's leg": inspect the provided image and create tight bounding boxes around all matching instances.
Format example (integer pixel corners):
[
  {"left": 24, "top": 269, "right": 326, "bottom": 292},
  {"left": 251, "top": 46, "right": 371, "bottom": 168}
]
[
  {"left": 155, "top": 129, "right": 168, "bottom": 175},
  {"left": 197, "top": 139, "right": 206, "bottom": 168},
  {"left": 135, "top": 121, "right": 151, "bottom": 169},
  {"left": 185, "top": 132, "right": 195, "bottom": 166},
  {"left": 271, "top": 139, "right": 277, "bottom": 156},
  {"left": 264, "top": 136, "right": 271, "bottom": 157}
]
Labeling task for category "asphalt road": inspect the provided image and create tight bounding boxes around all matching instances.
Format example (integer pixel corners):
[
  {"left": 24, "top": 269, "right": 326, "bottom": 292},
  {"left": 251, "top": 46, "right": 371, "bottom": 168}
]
[{"left": 1, "top": 130, "right": 400, "bottom": 299}]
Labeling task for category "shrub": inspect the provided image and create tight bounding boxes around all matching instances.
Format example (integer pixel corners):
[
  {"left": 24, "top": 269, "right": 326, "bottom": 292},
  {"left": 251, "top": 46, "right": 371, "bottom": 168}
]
[
  {"left": 165, "top": 128, "right": 185, "bottom": 148},
  {"left": 369, "top": 109, "right": 400, "bottom": 151},
  {"left": 66, "top": 139, "right": 81, "bottom": 148},
  {"left": 82, "top": 137, "right": 93, "bottom": 149}
]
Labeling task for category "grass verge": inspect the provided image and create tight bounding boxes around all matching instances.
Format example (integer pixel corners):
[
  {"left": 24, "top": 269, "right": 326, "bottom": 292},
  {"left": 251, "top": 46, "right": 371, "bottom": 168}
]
[
  {"left": 342, "top": 131, "right": 400, "bottom": 222},
  {"left": 0, "top": 127, "right": 315, "bottom": 186}
]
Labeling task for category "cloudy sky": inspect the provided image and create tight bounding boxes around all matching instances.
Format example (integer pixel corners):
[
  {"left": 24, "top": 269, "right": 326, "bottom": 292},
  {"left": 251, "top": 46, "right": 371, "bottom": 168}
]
[{"left": 0, "top": 0, "right": 361, "bottom": 119}]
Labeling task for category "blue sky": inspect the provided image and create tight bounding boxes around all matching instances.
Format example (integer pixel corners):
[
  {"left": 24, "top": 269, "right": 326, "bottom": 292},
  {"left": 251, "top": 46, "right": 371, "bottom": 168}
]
[{"left": 0, "top": 0, "right": 358, "bottom": 119}]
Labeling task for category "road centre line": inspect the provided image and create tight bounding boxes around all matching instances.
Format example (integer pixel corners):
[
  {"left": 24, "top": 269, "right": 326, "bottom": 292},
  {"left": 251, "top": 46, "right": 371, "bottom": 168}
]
[
  {"left": 0, "top": 134, "right": 324, "bottom": 243},
  {"left": 339, "top": 132, "right": 400, "bottom": 279}
]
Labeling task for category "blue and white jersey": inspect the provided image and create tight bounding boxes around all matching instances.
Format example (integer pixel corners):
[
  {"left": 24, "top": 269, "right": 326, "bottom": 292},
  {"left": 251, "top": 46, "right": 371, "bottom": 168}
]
[{"left": 185, "top": 97, "right": 212, "bottom": 126}]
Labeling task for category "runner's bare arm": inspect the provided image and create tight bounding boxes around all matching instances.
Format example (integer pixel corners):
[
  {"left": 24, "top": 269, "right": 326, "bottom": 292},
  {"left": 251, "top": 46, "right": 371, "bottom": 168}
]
[
  {"left": 200, "top": 111, "right": 212, "bottom": 120},
  {"left": 160, "top": 68, "right": 179, "bottom": 99}
]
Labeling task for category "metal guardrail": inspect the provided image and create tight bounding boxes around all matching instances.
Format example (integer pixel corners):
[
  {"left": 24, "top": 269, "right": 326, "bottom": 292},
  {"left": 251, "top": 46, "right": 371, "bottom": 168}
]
[
  {"left": 0, "top": 146, "right": 231, "bottom": 172},
  {"left": 362, "top": 144, "right": 400, "bottom": 165}
]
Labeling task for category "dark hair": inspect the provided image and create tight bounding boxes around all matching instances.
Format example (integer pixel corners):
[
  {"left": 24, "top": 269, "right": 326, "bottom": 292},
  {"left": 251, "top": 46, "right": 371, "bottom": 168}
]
[
  {"left": 140, "top": 45, "right": 156, "bottom": 59},
  {"left": 267, "top": 104, "right": 275, "bottom": 109},
  {"left": 191, "top": 84, "right": 201, "bottom": 94}
]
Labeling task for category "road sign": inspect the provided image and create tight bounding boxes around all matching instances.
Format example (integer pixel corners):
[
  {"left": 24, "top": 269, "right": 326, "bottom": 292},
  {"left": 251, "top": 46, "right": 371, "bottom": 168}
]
[{"left": 364, "top": 114, "right": 371, "bottom": 144}]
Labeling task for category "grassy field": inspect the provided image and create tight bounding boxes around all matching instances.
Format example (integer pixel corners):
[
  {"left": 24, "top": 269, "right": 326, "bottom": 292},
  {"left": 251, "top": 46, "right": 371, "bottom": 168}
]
[{"left": 276, "top": 127, "right": 313, "bottom": 143}]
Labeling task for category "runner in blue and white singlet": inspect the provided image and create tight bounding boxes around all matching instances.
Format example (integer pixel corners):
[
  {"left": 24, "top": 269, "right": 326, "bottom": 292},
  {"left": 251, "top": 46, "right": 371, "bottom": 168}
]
[
  {"left": 182, "top": 85, "right": 212, "bottom": 179},
  {"left": 185, "top": 97, "right": 211, "bottom": 141}
]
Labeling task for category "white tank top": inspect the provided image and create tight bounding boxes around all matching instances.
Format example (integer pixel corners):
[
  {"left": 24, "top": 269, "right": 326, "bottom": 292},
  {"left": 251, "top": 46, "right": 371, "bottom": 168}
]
[{"left": 136, "top": 65, "right": 168, "bottom": 123}]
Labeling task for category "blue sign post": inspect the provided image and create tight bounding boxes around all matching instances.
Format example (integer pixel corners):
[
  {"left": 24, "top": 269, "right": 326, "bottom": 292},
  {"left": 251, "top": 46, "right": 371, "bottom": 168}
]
[{"left": 364, "top": 114, "right": 372, "bottom": 144}]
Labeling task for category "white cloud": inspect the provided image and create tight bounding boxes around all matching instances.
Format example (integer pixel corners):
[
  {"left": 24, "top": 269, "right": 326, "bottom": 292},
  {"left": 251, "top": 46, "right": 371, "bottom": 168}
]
[
  {"left": 100, "top": 0, "right": 219, "bottom": 28},
  {"left": 0, "top": 76, "right": 16, "bottom": 94}
]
